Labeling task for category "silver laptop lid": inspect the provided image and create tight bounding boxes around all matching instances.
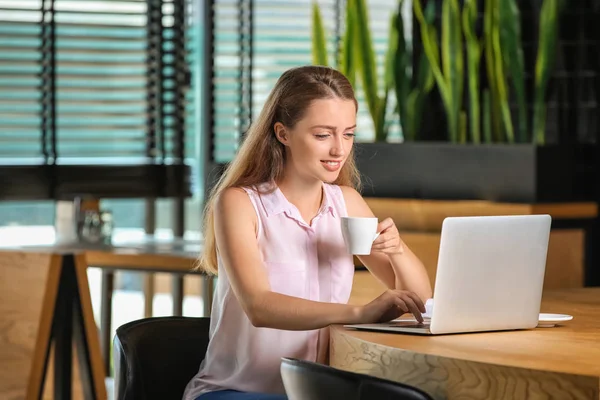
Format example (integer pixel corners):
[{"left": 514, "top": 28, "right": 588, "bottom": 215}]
[{"left": 430, "top": 214, "right": 551, "bottom": 334}]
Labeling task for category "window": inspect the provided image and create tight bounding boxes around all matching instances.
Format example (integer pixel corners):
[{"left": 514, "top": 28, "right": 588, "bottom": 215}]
[
  {"left": 0, "top": 0, "right": 202, "bottom": 233},
  {"left": 209, "top": 0, "right": 410, "bottom": 166}
]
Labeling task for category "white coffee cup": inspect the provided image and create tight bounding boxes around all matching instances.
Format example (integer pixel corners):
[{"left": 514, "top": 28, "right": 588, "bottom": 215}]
[{"left": 341, "top": 217, "right": 380, "bottom": 255}]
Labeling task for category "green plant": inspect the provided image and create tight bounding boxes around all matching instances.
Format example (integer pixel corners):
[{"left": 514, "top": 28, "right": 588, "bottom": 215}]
[
  {"left": 499, "top": 0, "right": 527, "bottom": 142},
  {"left": 414, "top": 0, "right": 464, "bottom": 143},
  {"left": 532, "top": 0, "right": 563, "bottom": 144},
  {"left": 312, "top": 0, "right": 563, "bottom": 145},
  {"left": 353, "top": 0, "right": 397, "bottom": 142},
  {"left": 462, "top": 0, "right": 482, "bottom": 143},
  {"left": 484, "top": 0, "right": 499, "bottom": 141},
  {"left": 311, "top": 2, "right": 328, "bottom": 67},
  {"left": 486, "top": 0, "right": 515, "bottom": 143},
  {"left": 311, "top": 1, "right": 356, "bottom": 88},
  {"left": 394, "top": 0, "right": 435, "bottom": 141},
  {"left": 338, "top": 0, "right": 357, "bottom": 89},
  {"left": 311, "top": 0, "right": 395, "bottom": 142}
]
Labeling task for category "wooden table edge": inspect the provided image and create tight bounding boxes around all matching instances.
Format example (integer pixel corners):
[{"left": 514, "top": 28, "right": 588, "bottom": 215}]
[{"left": 330, "top": 325, "right": 600, "bottom": 379}]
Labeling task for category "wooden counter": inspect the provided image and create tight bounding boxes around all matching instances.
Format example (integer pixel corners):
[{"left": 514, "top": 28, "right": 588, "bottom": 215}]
[
  {"left": 331, "top": 288, "right": 600, "bottom": 399},
  {"left": 364, "top": 198, "right": 598, "bottom": 232},
  {"left": 364, "top": 198, "right": 599, "bottom": 289}
]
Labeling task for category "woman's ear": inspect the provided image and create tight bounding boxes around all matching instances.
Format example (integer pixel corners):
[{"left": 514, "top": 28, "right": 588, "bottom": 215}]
[{"left": 274, "top": 122, "right": 289, "bottom": 146}]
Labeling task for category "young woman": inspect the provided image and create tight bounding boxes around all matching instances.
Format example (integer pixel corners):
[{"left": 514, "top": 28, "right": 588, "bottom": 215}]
[{"left": 183, "top": 66, "right": 432, "bottom": 400}]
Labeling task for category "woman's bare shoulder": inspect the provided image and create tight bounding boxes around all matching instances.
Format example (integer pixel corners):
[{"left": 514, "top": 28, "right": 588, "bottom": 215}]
[
  {"left": 338, "top": 185, "right": 373, "bottom": 218},
  {"left": 215, "top": 186, "right": 255, "bottom": 215}
]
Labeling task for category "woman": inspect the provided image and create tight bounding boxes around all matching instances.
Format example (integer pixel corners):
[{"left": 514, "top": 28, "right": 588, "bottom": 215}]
[{"left": 183, "top": 65, "right": 432, "bottom": 400}]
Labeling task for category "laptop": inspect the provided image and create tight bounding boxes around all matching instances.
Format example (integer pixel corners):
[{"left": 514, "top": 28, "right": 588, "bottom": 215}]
[{"left": 345, "top": 214, "right": 552, "bottom": 335}]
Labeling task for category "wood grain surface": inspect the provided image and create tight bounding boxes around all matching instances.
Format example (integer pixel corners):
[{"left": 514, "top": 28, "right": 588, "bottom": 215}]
[
  {"left": 360, "top": 198, "right": 590, "bottom": 291},
  {"left": 331, "top": 288, "right": 600, "bottom": 400},
  {"left": 84, "top": 250, "right": 196, "bottom": 273},
  {"left": 402, "top": 229, "right": 584, "bottom": 290},
  {"left": 364, "top": 198, "right": 598, "bottom": 232},
  {"left": 75, "top": 254, "right": 108, "bottom": 400},
  {"left": 0, "top": 252, "right": 61, "bottom": 400},
  {"left": 350, "top": 228, "right": 584, "bottom": 298}
]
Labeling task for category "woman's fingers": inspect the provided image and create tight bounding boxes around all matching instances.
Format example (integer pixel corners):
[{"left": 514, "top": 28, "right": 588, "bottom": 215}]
[
  {"left": 406, "top": 291, "right": 426, "bottom": 313},
  {"left": 392, "top": 298, "right": 409, "bottom": 314},
  {"left": 376, "top": 218, "right": 395, "bottom": 233},
  {"left": 371, "top": 235, "right": 398, "bottom": 249},
  {"left": 402, "top": 297, "right": 424, "bottom": 322},
  {"left": 372, "top": 231, "right": 389, "bottom": 246}
]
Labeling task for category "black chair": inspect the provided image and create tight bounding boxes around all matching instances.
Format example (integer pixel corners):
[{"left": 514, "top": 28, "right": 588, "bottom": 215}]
[
  {"left": 280, "top": 357, "right": 433, "bottom": 400},
  {"left": 113, "top": 316, "right": 211, "bottom": 400}
]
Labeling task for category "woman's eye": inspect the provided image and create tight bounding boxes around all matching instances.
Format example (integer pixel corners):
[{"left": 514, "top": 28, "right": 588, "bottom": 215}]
[
  {"left": 315, "top": 134, "right": 329, "bottom": 139},
  {"left": 344, "top": 132, "right": 355, "bottom": 138}
]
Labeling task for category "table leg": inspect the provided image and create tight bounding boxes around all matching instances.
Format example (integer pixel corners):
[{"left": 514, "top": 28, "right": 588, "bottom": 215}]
[
  {"left": 40, "top": 255, "right": 100, "bottom": 400},
  {"left": 74, "top": 263, "right": 99, "bottom": 400},
  {"left": 202, "top": 275, "right": 214, "bottom": 317},
  {"left": 172, "top": 275, "right": 184, "bottom": 316},
  {"left": 144, "top": 273, "right": 155, "bottom": 317},
  {"left": 52, "top": 257, "right": 74, "bottom": 400},
  {"left": 144, "top": 197, "right": 156, "bottom": 318},
  {"left": 100, "top": 269, "right": 114, "bottom": 376}
]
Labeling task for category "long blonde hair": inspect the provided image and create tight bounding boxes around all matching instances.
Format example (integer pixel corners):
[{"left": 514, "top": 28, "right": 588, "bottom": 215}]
[{"left": 198, "top": 65, "right": 361, "bottom": 275}]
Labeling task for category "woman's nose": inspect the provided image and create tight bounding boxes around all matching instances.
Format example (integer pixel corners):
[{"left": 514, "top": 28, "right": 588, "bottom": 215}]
[{"left": 330, "top": 139, "right": 345, "bottom": 157}]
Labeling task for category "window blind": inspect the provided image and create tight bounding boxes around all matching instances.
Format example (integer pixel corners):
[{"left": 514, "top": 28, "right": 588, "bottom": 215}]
[
  {"left": 209, "top": 0, "right": 407, "bottom": 165},
  {"left": 0, "top": 0, "right": 196, "bottom": 199},
  {"left": 211, "top": 0, "right": 254, "bottom": 163},
  {"left": 0, "top": 0, "right": 197, "bottom": 164},
  {"left": 0, "top": 0, "right": 43, "bottom": 160}
]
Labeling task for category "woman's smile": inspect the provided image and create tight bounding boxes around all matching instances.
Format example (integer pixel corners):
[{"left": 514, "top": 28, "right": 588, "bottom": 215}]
[{"left": 321, "top": 159, "right": 342, "bottom": 171}]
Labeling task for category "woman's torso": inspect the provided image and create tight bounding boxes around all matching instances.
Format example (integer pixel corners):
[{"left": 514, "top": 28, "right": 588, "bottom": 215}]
[{"left": 183, "top": 182, "right": 354, "bottom": 399}]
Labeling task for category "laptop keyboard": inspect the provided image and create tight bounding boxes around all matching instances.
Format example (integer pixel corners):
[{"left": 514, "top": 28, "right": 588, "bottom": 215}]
[{"left": 386, "top": 321, "right": 431, "bottom": 328}]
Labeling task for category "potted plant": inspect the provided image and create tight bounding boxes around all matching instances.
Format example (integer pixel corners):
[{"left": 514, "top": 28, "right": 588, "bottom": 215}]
[{"left": 312, "top": 0, "right": 596, "bottom": 203}]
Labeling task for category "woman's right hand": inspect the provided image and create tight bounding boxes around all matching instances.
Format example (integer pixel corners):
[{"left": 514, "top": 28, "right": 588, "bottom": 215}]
[{"left": 357, "top": 289, "right": 426, "bottom": 324}]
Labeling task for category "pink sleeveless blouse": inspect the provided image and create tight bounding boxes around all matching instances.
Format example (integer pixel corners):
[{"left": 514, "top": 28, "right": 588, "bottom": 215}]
[{"left": 183, "top": 183, "right": 355, "bottom": 399}]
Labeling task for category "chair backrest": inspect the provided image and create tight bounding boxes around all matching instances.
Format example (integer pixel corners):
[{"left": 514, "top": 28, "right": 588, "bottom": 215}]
[
  {"left": 113, "top": 316, "right": 211, "bottom": 400},
  {"left": 280, "top": 357, "right": 433, "bottom": 400}
]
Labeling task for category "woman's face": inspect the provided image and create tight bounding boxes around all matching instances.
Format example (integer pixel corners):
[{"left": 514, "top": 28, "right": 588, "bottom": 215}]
[{"left": 275, "top": 98, "right": 356, "bottom": 184}]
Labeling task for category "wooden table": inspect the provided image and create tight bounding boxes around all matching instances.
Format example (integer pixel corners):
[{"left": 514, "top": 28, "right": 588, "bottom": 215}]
[
  {"left": 0, "top": 236, "right": 207, "bottom": 400},
  {"left": 331, "top": 288, "right": 600, "bottom": 399}
]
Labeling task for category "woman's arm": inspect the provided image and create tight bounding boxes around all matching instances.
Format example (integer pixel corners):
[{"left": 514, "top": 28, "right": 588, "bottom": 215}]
[
  {"left": 214, "top": 187, "right": 362, "bottom": 330},
  {"left": 339, "top": 186, "right": 433, "bottom": 302}
]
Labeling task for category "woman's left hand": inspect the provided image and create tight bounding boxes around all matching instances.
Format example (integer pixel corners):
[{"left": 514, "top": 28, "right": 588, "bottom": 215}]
[{"left": 370, "top": 217, "right": 404, "bottom": 255}]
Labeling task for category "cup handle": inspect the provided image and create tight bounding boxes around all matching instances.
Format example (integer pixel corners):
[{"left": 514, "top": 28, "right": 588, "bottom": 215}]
[{"left": 372, "top": 232, "right": 380, "bottom": 242}]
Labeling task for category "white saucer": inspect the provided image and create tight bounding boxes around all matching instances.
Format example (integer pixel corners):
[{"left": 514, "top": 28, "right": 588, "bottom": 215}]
[{"left": 537, "top": 313, "right": 573, "bottom": 328}]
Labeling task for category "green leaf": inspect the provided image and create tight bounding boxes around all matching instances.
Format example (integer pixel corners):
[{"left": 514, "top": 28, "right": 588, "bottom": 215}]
[
  {"left": 421, "top": 1, "right": 437, "bottom": 92},
  {"left": 353, "top": 0, "right": 379, "bottom": 132},
  {"left": 491, "top": 0, "right": 514, "bottom": 143},
  {"left": 462, "top": 0, "right": 481, "bottom": 143},
  {"left": 484, "top": 0, "right": 502, "bottom": 141},
  {"left": 499, "top": 0, "right": 527, "bottom": 142},
  {"left": 339, "top": 0, "right": 356, "bottom": 87},
  {"left": 393, "top": 2, "right": 410, "bottom": 139},
  {"left": 385, "top": 10, "right": 399, "bottom": 93},
  {"left": 533, "top": 0, "right": 561, "bottom": 144},
  {"left": 414, "top": 0, "right": 450, "bottom": 120},
  {"left": 442, "top": 0, "right": 463, "bottom": 143},
  {"left": 311, "top": 2, "right": 328, "bottom": 66}
]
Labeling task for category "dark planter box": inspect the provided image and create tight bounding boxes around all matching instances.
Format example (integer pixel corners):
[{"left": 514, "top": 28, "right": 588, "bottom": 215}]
[{"left": 354, "top": 142, "right": 597, "bottom": 203}]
